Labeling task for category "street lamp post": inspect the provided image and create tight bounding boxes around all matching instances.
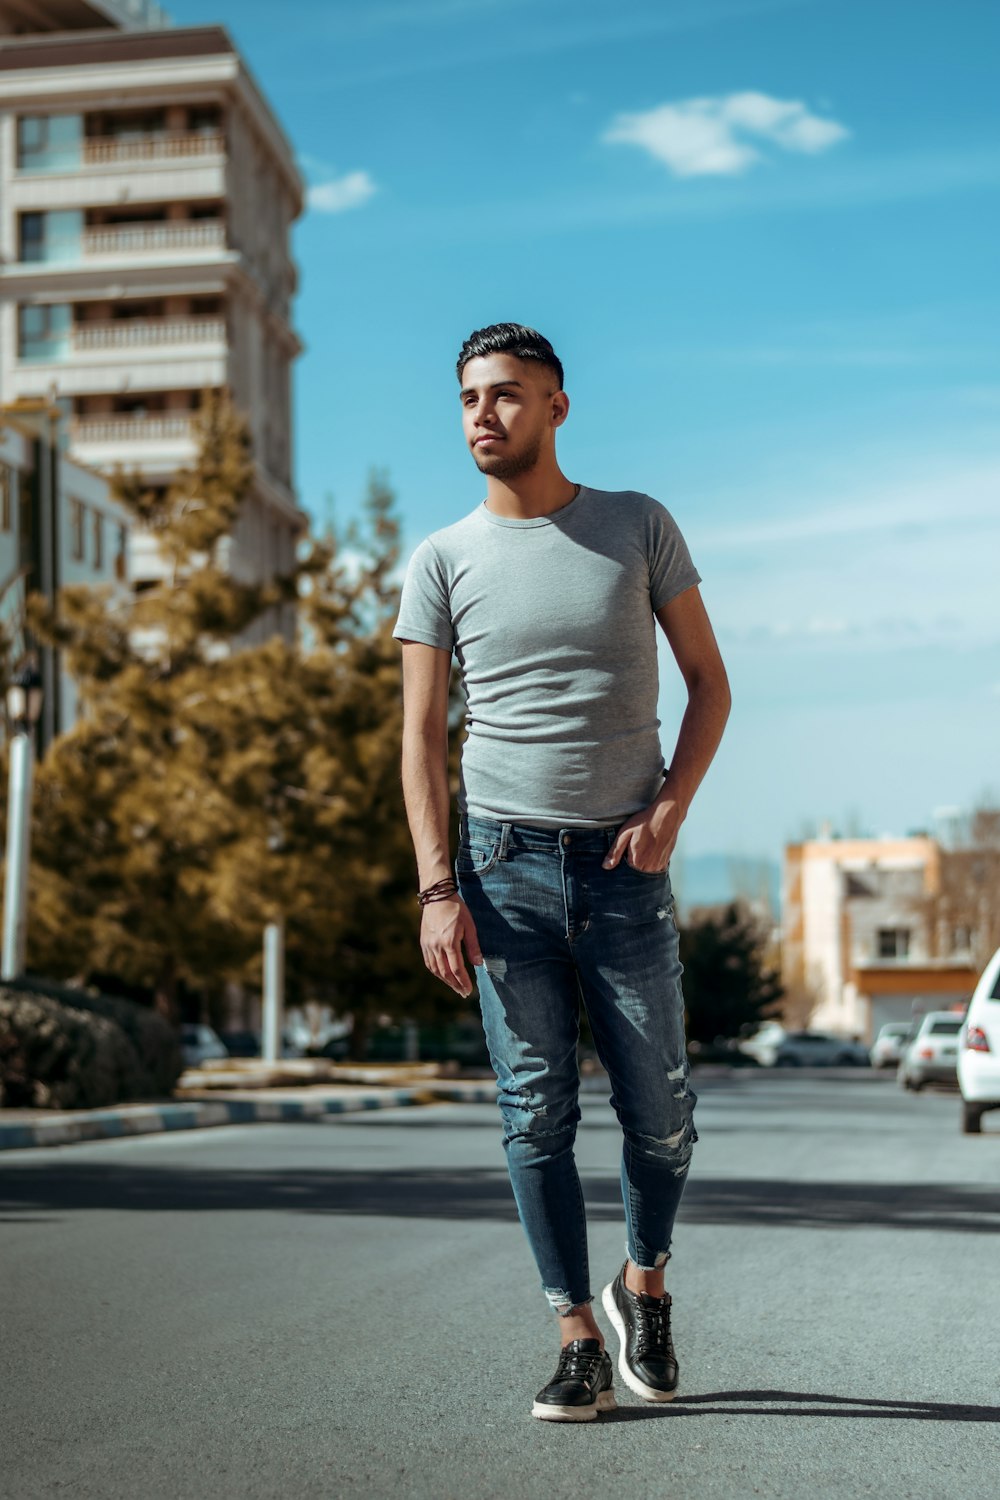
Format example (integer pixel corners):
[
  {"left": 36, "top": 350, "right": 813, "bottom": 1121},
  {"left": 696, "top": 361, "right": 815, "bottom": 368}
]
[
  {"left": 2, "top": 664, "right": 44, "bottom": 981},
  {"left": 262, "top": 916, "right": 285, "bottom": 1065},
  {"left": 261, "top": 811, "right": 286, "bottom": 1065}
]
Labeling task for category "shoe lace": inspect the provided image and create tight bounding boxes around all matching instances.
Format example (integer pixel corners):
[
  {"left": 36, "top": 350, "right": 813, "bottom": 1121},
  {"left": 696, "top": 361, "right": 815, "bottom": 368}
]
[
  {"left": 556, "top": 1345, "right": 604, "bottom": 1381},
  {"left": 633, "top": 1297, "right": 672, "bottom": 1358}
]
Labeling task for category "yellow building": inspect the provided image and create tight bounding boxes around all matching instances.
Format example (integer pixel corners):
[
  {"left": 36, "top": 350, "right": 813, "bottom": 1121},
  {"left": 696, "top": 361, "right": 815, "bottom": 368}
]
[{"left": 782, "top": 835, "right": 977, "bottom": 1042}]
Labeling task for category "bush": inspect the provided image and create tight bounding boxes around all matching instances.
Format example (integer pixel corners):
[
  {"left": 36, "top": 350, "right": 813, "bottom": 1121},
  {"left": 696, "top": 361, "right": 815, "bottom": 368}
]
[
  {"left": 0, "top": 979, "right": 183, "bottom": 1110},
  {"left": 10, "top": 976, "right": 182, "bottom": 1096}
]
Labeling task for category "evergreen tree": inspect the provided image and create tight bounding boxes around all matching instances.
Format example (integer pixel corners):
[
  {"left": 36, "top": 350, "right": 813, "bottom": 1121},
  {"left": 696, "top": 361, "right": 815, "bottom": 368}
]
[{"left": 680, "top": 902, "right": 783, "bottom": 1047}]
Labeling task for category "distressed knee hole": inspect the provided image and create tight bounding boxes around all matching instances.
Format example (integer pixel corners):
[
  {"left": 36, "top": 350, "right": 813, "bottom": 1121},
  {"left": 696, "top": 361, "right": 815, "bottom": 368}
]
[
  {"left": 545, "top": 1289, "right": 593, "bottom": 1316},
  {"left": 628, "top": 1121, "right": 696, "bottom": 1177}
]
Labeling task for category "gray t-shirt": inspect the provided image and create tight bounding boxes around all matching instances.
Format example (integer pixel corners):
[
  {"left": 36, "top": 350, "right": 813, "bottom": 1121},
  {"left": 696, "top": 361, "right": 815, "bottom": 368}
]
[{"left": 392, "top": 485, "right": 701, "bottom": 828}]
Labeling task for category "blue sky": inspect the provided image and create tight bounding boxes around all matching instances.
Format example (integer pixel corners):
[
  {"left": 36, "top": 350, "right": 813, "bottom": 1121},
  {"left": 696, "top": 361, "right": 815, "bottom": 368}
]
[{"left": 172, "top": 0, "right": 1000, "bottom": 867}]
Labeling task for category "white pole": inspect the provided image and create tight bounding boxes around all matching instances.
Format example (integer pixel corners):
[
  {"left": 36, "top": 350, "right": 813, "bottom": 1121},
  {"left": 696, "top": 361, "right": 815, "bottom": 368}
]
[
  {"left": 262, "top": 917, "right": 285, "bottom": 1063},
  {"left": 2, "top": 731, "right": 35, "bottom": 981},
  {"left": 403, "top": 1020, "right": 419, "bottom": 1063}
]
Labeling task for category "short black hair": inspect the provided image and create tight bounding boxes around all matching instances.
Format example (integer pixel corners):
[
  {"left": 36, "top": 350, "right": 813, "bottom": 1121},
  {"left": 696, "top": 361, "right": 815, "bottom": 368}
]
[{"left": 456, "top": 323, "right": 564, "bottom": 390}]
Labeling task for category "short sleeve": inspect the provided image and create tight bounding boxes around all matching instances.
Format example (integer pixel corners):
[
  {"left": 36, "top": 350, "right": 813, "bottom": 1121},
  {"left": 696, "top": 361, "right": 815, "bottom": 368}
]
[
  {"left": 644, "top": 497, "right": 701, "bottom": 611},
  {"left": 392, "top": 538, "right": 455, "bottom": 653}
]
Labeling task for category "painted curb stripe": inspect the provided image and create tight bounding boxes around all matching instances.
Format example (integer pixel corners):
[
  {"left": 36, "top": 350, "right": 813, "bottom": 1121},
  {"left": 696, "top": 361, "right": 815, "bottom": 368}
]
[{"left": 0, "top": 1083, "right": 496, "bottom": 1152}]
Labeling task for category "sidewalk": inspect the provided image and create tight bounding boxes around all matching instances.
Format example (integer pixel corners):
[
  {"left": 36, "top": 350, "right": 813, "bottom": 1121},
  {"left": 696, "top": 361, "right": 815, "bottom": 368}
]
[
  {"left": 0, "top": 1070, "right": 498, "bottom": 1153},
  {"left": 0, "top": 1059, "right": 740, "bottom": 1153}
]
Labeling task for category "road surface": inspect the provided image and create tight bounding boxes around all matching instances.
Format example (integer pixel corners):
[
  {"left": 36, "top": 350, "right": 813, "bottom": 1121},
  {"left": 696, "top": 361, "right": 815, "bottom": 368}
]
[{"left": 2, "top": 1071, "right": 998, "bottom": 1499}]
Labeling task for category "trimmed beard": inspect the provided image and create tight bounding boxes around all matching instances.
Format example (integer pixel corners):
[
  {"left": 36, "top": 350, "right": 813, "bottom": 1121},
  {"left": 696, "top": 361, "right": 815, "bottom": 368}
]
[{"left": 472, "top": 433, "right": 543, "bottom": 481}]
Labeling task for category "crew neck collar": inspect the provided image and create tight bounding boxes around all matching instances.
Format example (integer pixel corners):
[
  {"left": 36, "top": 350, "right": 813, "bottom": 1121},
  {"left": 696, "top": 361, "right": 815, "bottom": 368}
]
[{"left": 478, "top": 485, "right": 589, "bottom": 529}]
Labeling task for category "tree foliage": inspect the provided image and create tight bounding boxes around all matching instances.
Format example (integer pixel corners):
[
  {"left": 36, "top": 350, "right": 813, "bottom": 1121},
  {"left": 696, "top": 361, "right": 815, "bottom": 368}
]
[
  {"left": 919, "top": 803, "right": 1000, "bottom": 969},
  {"left": 680, "top": 901, "right": 783, "bottom": 1046},
  {"left": 21, "top": 392, "right": 466, "bottom": 1042}
]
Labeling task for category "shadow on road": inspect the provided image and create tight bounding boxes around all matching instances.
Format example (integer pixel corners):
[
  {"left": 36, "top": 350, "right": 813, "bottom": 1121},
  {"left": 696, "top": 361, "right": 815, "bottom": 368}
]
[
  {"left": 1, "top": 1168, "right": 998, "bottom": 1233},
  {"left": 607, "top": 1389, "right": 1000, "bottom": 1424}
]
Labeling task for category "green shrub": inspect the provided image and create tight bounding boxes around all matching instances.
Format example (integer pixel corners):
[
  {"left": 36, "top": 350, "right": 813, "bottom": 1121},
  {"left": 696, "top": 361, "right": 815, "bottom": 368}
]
[
  {"left": 9, "top": 976, "right": 182, "bottom": 1096},
  {"left": 0, "top": 980, "right": 182, "bottom": 1110}
]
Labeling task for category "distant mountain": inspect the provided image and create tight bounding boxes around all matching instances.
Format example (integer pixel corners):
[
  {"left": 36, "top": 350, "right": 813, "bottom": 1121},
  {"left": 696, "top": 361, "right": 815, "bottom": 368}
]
[{"left": 671, "top": 852, "right": 782, "bottom": 917}]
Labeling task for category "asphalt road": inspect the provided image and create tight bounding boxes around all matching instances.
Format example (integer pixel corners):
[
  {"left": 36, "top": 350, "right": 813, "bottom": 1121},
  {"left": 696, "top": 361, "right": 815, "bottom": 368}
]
[{"left": 2, "top": 1072, "right": 998, "bottom": 1500}]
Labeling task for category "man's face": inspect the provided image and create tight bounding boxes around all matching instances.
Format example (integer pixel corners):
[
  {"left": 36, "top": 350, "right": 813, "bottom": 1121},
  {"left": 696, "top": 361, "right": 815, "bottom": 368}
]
[{"left": 459, "top": 353, "right": 564, "bottom": 480}]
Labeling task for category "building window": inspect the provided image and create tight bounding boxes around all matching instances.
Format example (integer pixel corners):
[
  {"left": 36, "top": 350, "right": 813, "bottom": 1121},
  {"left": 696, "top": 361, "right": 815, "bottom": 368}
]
[
  {"left": 0, "top": 466, "right": 11, "bottom": 531},
  {"left": 17, "top": 113, "right": 82, "bottom": 173},
  {"left": 188, "top": 105, "right": 221, "bottom": 135},
  {"left": 877, "top": 928, "right": 910, "bottom": 960},
  {"left": 18, "top": 303, "right": 71, "bottom": 361},
  {"left": 93, "top": 511, "right": 104, "bottom": 571},
  {"left": 69, "top": 498, "right": 86, "bottom": 562},
  {"left": 18, "top": 477, "right": 33, "bottom": 572},
  {"left": 19, "top": 213, "right": 44, "bottom": 262},
  {"left": 114, "top": 525, "right": 128, "bottom": 582},
  {"left": 19, "top": 210, "right": 82, "bottom": 264}
]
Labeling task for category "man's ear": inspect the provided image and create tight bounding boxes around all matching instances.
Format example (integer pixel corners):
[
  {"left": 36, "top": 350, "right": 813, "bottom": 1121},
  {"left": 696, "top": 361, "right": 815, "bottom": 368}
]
[{"left": 551, "top": 391, "right": 570, "bottom": 428}]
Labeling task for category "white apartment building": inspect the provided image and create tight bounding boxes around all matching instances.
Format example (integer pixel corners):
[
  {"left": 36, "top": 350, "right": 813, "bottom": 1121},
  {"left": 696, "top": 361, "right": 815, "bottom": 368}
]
[
  {"left": 1, "top": 400, "right": 130, "bottom": 748},
  {"left": 0, "top": 1, "right": 306, "bottom": 646},
  {"left": 782, "top": 834, "right": 977, "bottom": 1042}
]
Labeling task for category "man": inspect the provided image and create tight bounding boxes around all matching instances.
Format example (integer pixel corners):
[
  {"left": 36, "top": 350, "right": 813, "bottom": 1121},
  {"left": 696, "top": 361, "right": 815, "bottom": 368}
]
[{"left": 393, "top": 323, "right": 731, "bottom": 1422}]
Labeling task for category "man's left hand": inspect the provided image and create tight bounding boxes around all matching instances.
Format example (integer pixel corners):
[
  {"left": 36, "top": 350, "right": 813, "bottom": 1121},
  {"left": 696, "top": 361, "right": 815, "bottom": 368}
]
[{"left": 603, "top": 796, "right": 683, "bottom": 874}]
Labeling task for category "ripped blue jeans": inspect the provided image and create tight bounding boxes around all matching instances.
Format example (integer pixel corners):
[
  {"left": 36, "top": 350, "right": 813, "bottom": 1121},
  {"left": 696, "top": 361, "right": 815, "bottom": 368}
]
[{"left": 456, "top": 814, "right": 697, "bottom": 1316}]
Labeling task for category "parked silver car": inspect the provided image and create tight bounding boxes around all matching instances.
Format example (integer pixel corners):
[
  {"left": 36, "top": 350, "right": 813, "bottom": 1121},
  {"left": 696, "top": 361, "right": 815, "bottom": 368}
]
[
  {"left": 869, "top": 1022, "right": 916, "bottom": 1070},
  {"left": 740, "top": 1025, "right": 869, "bottom": 1067},
  {"left": 897, "top": 1011, "right": 964, "bottom": 1091}
]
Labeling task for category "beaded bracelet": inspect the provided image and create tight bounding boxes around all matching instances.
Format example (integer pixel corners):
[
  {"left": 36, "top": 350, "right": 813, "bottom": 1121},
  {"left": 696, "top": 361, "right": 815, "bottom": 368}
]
[{"left": 417, "top": 876, "right": 459, "bottom": 907}]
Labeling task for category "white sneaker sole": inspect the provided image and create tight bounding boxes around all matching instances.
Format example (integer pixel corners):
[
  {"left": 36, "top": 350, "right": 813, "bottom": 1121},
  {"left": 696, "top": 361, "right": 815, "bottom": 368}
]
[
  {"left": 531, "top": 1389, "right": 617, "bottom": 1422},
  {"left": 601, "top": 1282, "right": 679, "bottom": 1403}
]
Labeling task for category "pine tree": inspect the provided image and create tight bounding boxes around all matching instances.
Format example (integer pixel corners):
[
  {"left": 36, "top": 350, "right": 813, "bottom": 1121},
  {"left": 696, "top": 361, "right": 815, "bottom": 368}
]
[{"left": 680, "top": 902, "right": 784, "bottom": 1047}]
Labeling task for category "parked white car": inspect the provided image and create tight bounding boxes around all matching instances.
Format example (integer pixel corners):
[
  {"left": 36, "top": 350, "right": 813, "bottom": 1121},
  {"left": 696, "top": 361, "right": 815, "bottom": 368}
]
[
  {"left": 897, "top": 1011, "right": 964, "bottom": 1092},
  {"left": 957, "top": 945, "right": 1000, "bottom": 1134},
  {"left": 738, "top": 1021, "right": 786, "bottom": 1065},
  {"left": 870, "top": 1022, "right": 916, "bottom": 1070}
]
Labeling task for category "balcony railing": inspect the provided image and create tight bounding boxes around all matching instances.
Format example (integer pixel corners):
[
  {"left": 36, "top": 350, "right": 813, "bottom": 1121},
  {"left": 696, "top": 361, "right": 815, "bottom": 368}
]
[
  {"left": 81, "top": 131, "right": 225, "bottom": 167},
  {"left": 82, "top": 221, "right": 226, "bottom": 256},
  {"left": 72, "top": 317, "right": 226, "bottom": 351},
  {"left": 71, "top": 414, "right": 196, "bottom": 444}
]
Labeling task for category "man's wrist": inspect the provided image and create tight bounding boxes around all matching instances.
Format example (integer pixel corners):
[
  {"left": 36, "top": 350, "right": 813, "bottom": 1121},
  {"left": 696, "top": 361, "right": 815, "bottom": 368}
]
[
  {"left": 653, "top": 776, "right": 691, "bottom": 821},
  {"left": 416, "top": 845, "right": 455, "bottom": 888},
  {"left": 418, "top": 875, "right": 459, "bottom": 907}
]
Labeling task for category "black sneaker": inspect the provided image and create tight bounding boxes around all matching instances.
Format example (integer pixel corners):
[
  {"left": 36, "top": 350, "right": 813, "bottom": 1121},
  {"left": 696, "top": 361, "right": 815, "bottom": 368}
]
[
  {"left": 531, "top": 1338, "right": 616, "bottom": 1422},
  {"left": 602, "top": 1264, "right": 679, "bottom": 1402}
]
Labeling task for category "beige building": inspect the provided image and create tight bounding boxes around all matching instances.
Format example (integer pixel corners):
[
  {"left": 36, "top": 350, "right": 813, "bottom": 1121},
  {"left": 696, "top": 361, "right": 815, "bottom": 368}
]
[
  {"left": 782, "top": 834, "right": 977, "bottom": 1042},
  {"left": 0, "top": 1, "right": 306, "bottom": 644},
  {"left": 1, "top": 399, "right": 130, "bottom": 748}
]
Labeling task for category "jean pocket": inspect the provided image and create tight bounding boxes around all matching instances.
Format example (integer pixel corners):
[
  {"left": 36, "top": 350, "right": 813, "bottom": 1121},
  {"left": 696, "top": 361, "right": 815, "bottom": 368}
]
[
  {"left": 455, "top": 838, "right": 501, "bottom": 876},
  {"left": 619, "top": 857, "right": 668, "bottom": 881}
]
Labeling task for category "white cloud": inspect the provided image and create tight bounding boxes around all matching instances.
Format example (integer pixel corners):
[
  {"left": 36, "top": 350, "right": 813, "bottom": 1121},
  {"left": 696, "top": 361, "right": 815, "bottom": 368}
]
[
  {"left": 688, "top": 460, "right": 1000, "bottom": 551},
  {"left": 307, "top": 170, "right": 377, "bottom": 214},
  {"left": 686, "top": 457, "right": 1000, "bottom": 660},
  {"left": 603, "top": 91, "right": 849, "bottom": 178}
]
